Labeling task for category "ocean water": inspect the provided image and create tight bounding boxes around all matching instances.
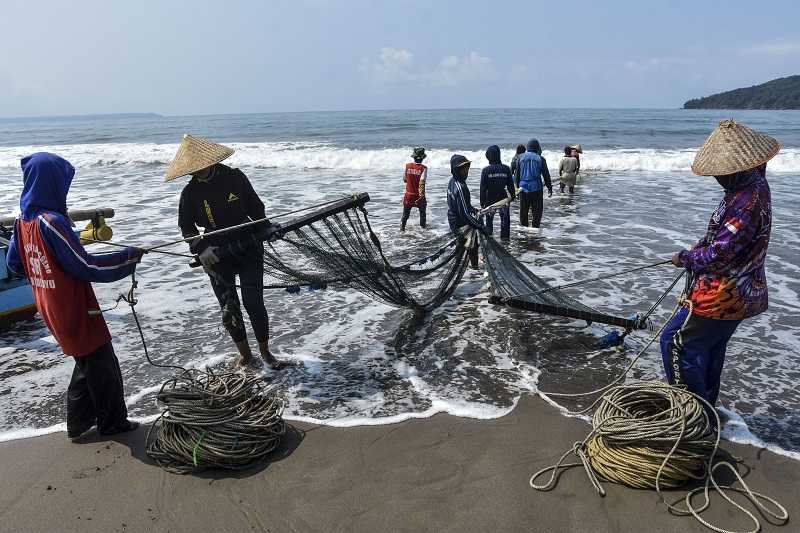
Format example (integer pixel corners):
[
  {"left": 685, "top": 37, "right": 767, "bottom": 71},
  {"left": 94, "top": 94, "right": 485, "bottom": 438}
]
[{"left": 1, "top": 109, "right": 799, "bottom": 460}]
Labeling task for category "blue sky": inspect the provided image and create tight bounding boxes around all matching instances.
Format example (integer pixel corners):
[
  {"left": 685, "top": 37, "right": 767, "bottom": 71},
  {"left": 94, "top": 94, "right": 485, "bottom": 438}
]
[{"left": 1, "top": 0, "right": 798, "bottom": 116}]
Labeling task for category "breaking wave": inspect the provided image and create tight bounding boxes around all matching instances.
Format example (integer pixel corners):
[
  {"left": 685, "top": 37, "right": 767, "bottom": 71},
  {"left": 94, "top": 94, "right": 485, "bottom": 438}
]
[{"left": 1, "top": 142, "right": 799, "bottom": 174}]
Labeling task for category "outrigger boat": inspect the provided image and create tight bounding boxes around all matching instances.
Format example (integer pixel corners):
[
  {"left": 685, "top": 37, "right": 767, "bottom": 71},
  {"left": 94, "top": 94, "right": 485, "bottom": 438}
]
[{"left": 0, "top": 208, "right": 115, "bottom": 329}]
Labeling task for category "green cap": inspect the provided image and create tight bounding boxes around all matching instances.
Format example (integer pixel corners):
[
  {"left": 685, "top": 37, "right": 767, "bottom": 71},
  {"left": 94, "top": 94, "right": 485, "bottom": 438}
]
[{"left": 412, "top": 147, "right": 427, "bottom": 159}]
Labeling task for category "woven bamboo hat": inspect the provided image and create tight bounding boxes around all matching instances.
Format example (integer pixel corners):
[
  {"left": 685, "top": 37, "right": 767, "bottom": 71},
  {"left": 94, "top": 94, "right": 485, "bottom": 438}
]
[
  {"left": 164, "top": 134, "right": 235, "bottom": 182},
  {"left": 691, "top": 120, "right": 779, "bottom": 176}
]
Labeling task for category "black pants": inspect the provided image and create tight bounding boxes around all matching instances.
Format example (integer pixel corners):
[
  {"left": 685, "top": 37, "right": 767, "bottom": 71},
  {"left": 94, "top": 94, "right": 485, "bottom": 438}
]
[
  {"left": 401, "top": 204, "right": 426, "bottom": 230},
  {"left": 67, "top": 342, "right": 129, "bottom": 435},
  {"left": 208, "top": 258, "right": 269, "bottom": 343},
  {"left": 519, "top": 190, "right": 544, "bottom": 228},
  {"left": 485, "top": 205, "right": 511, "bottom": 239}
]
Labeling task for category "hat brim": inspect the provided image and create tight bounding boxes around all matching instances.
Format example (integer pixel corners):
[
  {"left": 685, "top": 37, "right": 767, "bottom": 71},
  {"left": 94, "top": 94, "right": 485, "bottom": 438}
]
[
  {"left": 690, "top": 120, "right": 780, "bottom": 176},
  {"left": 165, "top": 135, "right": 235, "bottom": 182}
]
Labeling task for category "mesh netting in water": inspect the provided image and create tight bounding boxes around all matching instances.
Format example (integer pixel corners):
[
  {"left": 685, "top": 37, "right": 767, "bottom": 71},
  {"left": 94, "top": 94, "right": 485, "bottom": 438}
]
[
  {"left": 219, "top": 193, "right": 472, "bottom": 313},
  {"left": 480, "top": 233, "right": 641, "bottom": 329}
]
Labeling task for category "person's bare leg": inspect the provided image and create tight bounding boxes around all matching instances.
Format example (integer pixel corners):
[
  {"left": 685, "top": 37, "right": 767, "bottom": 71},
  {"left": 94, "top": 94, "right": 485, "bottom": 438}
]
[
  {"left": 258, "top": 340, "right": 289, "bottom": 370},
  {"left": 233, "top": 340, "right": 255, "bottom": 368}
]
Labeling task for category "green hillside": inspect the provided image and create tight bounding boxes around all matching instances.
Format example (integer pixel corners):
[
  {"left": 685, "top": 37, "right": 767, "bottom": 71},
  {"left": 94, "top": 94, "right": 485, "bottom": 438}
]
[{"left": 684, "top": 75, "right": 800, "bottom": 109}]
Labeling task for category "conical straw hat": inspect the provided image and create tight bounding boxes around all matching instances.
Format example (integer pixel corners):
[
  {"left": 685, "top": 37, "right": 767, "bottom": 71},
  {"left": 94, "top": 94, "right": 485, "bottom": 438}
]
[
  {"left": 164, "top": 134, "right": 235, "bottom": 182},
  {"left": 691, "top": 120, "right": 779, "bottom": 176}
]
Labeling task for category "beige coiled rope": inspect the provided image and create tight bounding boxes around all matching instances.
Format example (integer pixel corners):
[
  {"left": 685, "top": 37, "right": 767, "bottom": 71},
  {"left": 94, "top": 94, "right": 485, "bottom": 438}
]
[{"left": 530, "top": 297, "right": 789, "bottom": 533}]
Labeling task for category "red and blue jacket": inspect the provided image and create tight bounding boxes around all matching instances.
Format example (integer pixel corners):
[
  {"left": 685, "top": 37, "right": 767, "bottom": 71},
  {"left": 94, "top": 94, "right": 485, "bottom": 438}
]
[{"left": 5, "top": 153, "right": 139, "bottom": 357}]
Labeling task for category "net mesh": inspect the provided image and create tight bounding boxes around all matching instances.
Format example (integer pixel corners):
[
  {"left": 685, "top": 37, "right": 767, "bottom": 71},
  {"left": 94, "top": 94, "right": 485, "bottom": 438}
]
[
  {"left": 213, "top": 193, "right": 640, "bottom": 327},
  {"left": 479, "top": 233, "right": 640, "bottom": 329},
  {"left": 218, "top": 194, "right": 471, "bottom": 313}
]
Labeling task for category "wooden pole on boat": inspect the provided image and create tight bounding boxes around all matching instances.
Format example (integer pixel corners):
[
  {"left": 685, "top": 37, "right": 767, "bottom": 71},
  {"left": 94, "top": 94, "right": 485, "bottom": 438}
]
[{"left": 0, "top": 208, "right": 115, "bottom": 227}]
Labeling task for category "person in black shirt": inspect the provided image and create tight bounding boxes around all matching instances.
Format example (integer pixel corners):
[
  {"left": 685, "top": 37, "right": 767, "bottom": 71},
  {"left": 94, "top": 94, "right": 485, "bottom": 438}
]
[
  {"left": 479, "top": 145, "right": 515, "bottom": 239},
  {"left": 166, "top": 134, "right": 287, "bottom": 369}
]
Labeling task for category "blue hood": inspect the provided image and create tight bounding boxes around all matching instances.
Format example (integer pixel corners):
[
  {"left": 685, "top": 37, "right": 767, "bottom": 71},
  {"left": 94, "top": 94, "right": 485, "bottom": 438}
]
[
  {"left": 526, "top": 138, "right": 542, "bottom": 155},
  {"left": 485, "top": 145, "right": 501, "bottom": 164},
  {"left": 20, "top": 152, "right": 75, "bottom": 219}
]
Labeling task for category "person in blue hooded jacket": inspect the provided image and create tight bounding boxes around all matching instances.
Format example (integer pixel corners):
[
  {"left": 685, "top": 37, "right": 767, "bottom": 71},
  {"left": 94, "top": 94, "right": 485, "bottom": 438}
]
[
  {"left": 480, "top": 145, "right": 515, "bottom": 239},
  {"left": 446, "top": 154, "right": 483, "bottom": 268},
  {"left": 6, "top": 153, "right": 144, "bottom": 441},
  {"left": 516, "top": 139, "right": 552, "bottom": 228}
]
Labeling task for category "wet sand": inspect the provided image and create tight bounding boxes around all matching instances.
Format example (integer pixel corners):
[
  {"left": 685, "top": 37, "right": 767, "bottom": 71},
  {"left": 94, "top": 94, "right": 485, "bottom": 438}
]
[{"left": 0, "top": 394, "right": 797, "bottom": 533}]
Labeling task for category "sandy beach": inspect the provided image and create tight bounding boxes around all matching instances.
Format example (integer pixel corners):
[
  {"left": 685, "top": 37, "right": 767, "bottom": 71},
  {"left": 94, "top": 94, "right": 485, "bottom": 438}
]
[{"left": 0, "top": 394, "right": 797, "bottom": 533}]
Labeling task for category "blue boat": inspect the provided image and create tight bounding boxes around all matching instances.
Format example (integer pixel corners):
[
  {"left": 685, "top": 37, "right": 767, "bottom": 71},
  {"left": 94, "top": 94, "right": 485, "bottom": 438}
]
[
  {"left": 0, "top": 229, "right": 36, "bottom": 327},
  {"left": 0, "top": 208, "right": 116, "bottom": 329}
]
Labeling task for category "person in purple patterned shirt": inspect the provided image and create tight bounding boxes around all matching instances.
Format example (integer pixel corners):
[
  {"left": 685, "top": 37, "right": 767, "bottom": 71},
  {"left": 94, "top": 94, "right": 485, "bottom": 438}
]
[{"left": 660, "top": 120, "right": 779, "bottom": 415}]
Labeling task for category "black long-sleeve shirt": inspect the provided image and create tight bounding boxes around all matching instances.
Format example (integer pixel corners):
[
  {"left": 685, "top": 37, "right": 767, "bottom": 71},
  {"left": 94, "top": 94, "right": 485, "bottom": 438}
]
[
  {"left": 480, "top": 163, "right": 515, "bottom": 207},
  {"left": 178, "top": 164, "right": 266, "bottom": 254}
]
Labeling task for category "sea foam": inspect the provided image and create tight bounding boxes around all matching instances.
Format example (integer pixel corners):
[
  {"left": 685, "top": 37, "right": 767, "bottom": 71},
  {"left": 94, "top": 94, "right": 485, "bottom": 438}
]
[{"left": 1, "top": 142, "right": 798, "bottom": 174}]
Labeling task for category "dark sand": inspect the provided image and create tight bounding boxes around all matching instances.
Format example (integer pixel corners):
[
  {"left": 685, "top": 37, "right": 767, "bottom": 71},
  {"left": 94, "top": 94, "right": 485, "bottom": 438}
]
[{"left": 0, "top": 395, "right": 797, "bottom": 533}]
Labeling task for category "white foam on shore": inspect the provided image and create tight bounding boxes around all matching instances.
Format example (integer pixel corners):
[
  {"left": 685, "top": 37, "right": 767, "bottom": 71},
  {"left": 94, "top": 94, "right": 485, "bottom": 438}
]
[
  {"left": 1, "top": 141, "right": 798, "bottom": 175},
  {"left": 0, "top": 414, "right": 159, "bottom": 443},
  {"left": 284, "top": 395, "right": 519, "bottom": 428},
  {"left": 719, "top": 407, "right": 800, "bottom": 461}
]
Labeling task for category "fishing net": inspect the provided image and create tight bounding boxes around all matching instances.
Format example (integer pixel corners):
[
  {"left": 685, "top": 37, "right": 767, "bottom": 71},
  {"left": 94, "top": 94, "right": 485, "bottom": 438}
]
[
  {"left": 479, "top": 233, "right": 641, "bottom": 329},
  {"left": 210, "top": 193, "right": 649, "bottom": 325},
  {"left": 216, "top": 193, "right": 472, "bottom": 313}
]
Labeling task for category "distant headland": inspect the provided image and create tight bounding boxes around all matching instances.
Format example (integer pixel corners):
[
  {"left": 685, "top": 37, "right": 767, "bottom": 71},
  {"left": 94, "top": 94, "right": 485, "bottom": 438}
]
[
  {"left": 684, "top": 75, "right": 800, "bottom": 110},
  {"left": 0, "top": 112, "right": 161, "bottom": 123}
]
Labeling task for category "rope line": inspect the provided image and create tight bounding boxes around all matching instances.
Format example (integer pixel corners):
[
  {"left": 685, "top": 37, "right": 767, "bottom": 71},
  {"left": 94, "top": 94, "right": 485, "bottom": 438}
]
[
  {"left": 530, "top": 280, "right": 789, "bottom": 533},
  {"left": 530, "top": 382, "right": 789, "bottom": 533},
  {"left": 119, "top": 272, "right": 287, "bottom": 475}
]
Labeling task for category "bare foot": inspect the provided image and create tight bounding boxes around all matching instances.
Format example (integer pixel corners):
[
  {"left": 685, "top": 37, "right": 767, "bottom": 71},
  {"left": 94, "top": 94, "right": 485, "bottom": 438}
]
[
  {"left": 232, "top": 356, "right": 261, "bottom": 369},
  {"left": 261, "top": 353, "right": 291, "bottom": 370}
]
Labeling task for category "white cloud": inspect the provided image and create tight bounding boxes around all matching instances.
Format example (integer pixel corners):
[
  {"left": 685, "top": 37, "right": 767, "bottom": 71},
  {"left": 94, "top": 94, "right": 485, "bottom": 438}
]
[
  {"left": 429, "top": 51, "right": 495, "bottom": 86},
  {"left": 359, "top": 47, "right": 415, "bottom": 83},
  {"left": 624, "top": 56, "right": 696, "bottom": 72},
  {"left": 361, "top": 48, "right": 496, "bottom": 86},
  {"left": 742, "top": 40, "right": 800, "bottom": 56}
]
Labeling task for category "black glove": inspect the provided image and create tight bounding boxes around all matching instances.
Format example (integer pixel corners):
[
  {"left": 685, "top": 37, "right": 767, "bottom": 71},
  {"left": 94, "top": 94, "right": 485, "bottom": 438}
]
[
  {"left": 254, "top": 221, "right": 283, "bottom": 243},
  {"left": 547, "top": 187, "right": 553, "bottom": 198}
]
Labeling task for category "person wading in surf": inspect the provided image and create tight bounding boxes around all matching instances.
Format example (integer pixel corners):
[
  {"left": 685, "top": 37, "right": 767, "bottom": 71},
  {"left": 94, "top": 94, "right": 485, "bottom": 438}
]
[
  {"left": 446, "top": 154, "right": 484, "bottom": 269},
  {"left": 510, "top": 143, "right": 526, "bottom": 190},
  {"left": 516, "top": 138, "right": 552, "bottom": 228},
  {"left": 5, "top": 153, "right": 145, "bottom": 441},
  {"left": 400, "top": 147, "right": 428, "bottom": 231},
  {"left": 480, "top": 145, "right": 515, "bottom": 239},
  {"left": 661, "top": 120, "right": 777, "bottom": 415},
  {"left": 167, "top": 135, "right": 288, "bottom": 370},
  {"left": 559, "top": 146, "right": 579, "bottom": 194}
]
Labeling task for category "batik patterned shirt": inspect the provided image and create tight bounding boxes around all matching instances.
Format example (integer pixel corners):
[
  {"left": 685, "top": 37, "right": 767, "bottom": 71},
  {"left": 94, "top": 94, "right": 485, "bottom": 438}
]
[{"left": 678, "top": 169, "right": 771, "bottom": 320}]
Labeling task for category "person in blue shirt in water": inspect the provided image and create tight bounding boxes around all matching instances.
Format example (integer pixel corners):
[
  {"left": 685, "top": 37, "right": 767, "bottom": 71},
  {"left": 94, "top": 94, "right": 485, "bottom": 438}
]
[
  {"left": 479, "top": 145, "right": 515, "bottom": 239},
  {"left": 446, "top": 154, "right": 484, "bottom": 268},
  {"left": 516, "top": 139, "right": 553, "bottom": 228}
]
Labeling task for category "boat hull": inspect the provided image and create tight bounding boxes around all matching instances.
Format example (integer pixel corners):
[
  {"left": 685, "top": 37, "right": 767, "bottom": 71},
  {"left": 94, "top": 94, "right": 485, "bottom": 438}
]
[{"left": 0, "top": 282, "right": 37, "bottom": 328}]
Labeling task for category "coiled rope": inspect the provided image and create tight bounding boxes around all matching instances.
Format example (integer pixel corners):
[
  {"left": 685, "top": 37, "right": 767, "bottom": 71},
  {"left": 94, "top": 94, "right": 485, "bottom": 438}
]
[
  {"left": 530, "top": 283, "right": 789, "bottom": 533},
  {"left": 530, "top": 382, "right": 788, "bottom": 533},
  {"left": 120, "top": 272, "right": 287, "bottom": 474},
  {"left": 145, "top": 369, "right": 286, "bottom": 474}
]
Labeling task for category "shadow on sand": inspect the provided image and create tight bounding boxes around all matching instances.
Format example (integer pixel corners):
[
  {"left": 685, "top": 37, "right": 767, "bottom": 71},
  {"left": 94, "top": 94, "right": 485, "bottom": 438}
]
[{"left": 75, "top": 422, "right": 305, "bottom": 479}]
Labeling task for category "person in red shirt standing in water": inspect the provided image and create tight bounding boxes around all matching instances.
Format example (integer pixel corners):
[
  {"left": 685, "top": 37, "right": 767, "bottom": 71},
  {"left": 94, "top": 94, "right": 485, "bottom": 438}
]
[
  {"left": 5, "top": 153, "right": 145, "bottom": 441},
  {"left": 400, "top": 147, "right": 428, "bottom": 232}
]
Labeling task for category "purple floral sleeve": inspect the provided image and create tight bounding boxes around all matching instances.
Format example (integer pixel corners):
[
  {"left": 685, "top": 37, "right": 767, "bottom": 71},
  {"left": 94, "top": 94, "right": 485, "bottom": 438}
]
[{"left": 678, "top": 192, "right": 758, "bottom": 274}]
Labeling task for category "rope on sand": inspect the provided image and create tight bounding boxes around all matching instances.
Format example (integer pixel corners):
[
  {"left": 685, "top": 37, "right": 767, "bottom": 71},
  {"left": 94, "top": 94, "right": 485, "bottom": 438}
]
[
  {"left": 120, "top": 273, "right": 287, "bottom": 475},
  {"left": 528, "top": 275, "right": 789, "bottom": 533},
  {"left": 145, "top": 369, "right": 286, "bottom": 474},
  {"left": 531, "top": 382, "right": 788, "bottom": 533}
]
